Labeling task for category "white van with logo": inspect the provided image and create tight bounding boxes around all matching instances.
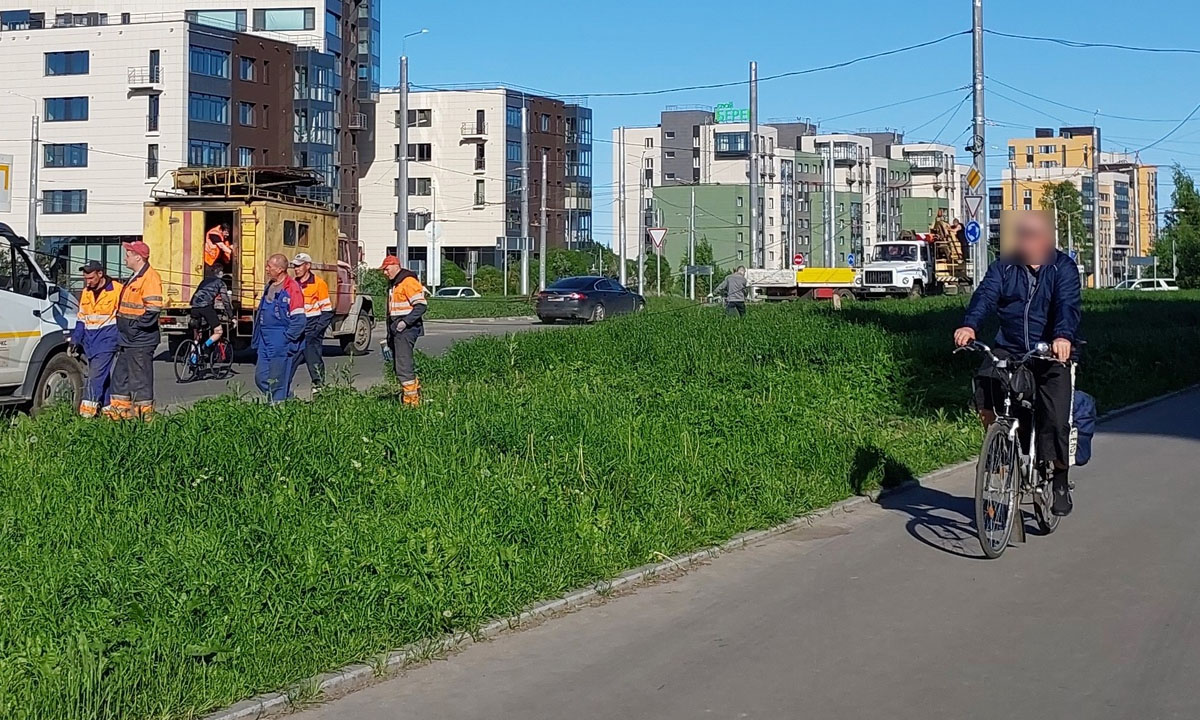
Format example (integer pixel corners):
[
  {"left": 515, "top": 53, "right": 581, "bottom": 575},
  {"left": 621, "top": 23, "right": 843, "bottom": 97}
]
[{"left": 0, "top": 223, "right": 84, "bottom": 413}]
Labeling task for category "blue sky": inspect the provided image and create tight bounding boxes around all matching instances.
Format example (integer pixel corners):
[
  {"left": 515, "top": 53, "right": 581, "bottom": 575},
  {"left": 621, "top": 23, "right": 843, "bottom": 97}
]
[{"left": 380, "top": 0, "right": 1200, "bottom": 242}]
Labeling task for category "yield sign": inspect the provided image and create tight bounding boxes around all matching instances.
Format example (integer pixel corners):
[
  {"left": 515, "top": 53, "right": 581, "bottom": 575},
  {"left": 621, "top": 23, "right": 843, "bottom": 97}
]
[
  {"left": 648, "top": 227, "right": 668, "bottom": 249},
  {"left": 964, "top": 194, "right": 985, "bottom": 222}
]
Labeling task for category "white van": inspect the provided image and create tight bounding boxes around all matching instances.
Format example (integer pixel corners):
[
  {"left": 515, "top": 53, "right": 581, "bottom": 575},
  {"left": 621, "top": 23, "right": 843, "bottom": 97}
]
[{"left": 0, "top": 223, "right": 84, "bottom": 413}]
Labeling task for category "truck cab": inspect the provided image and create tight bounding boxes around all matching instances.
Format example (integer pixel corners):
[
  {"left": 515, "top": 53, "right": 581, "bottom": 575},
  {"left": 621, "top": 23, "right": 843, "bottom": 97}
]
[
  {"left": 0, "top": 223, "right": 84, "bottom": 413},
  {"left": 858, "top": 241, "right": 932, "bottom": 298}
]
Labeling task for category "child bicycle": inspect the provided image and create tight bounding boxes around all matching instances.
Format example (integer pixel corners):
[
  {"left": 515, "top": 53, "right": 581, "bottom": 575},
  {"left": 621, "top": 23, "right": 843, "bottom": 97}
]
[
  {"left": 173, "top": 313, "right": 234, "bottom": 383},
  {"left": 956, "top": 340, "right": 1068, "bottom": 559}
]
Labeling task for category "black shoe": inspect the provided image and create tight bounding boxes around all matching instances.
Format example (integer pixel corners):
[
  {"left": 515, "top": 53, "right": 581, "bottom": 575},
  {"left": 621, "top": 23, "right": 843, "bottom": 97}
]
[{"left": 1052, "top": 472, "right": 1073, "bottom": 517}]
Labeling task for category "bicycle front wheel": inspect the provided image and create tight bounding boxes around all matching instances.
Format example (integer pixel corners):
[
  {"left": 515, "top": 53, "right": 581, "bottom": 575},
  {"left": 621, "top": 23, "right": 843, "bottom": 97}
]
[
  {"left": 209, "top": 340, "right": 235, "bottom": 380},
  {"left": 976, "top": 422, "right": 1019, "bottom": 559},
  {"left": 174, "top": 340, "right": 201, "bottom": 383}
]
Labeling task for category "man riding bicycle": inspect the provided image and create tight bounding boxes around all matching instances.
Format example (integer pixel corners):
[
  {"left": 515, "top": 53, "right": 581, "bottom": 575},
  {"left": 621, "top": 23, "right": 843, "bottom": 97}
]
[
  {"left": 954, "top": 210, "right": 1081, "bottom": 517},
  {"left": 190, "top": 273, "right": 233, "bottom": 352}
]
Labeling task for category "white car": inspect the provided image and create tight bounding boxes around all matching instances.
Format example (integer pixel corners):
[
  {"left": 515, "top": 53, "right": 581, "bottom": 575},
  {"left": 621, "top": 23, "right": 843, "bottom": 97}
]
[
  {"left": 1113, "top": 278, "right": 1179, "bottom": 292},
  {"left": 433, "top": 286, "right": 482, "bottom": 299}
]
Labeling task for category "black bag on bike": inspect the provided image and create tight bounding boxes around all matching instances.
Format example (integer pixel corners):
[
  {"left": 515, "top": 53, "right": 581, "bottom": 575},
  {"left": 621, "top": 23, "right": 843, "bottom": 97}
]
[
  {"left": 973, "top": 361, "right": 1036, "bottom": 414},
  {"left": 1070, "top": 390, "right": 1096, "bottom": 467}
]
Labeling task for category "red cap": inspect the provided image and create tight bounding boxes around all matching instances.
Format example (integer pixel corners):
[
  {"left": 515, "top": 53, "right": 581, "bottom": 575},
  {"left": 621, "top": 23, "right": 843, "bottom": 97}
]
[
  {"left": 380, "top": 255, "right": 401, "bottom": 270},
  {"left": 123, "top": 241, "right": 151, "bottom": 260}
]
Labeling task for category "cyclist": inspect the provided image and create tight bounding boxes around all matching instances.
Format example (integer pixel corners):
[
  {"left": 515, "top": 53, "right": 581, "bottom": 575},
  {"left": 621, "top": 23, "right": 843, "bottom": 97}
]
[
  {"left": 954, "top": 210, "right": 1081, "bottom": 517},
  {"left": 190, "top": 273, "right": 233, "bottom": 352}
]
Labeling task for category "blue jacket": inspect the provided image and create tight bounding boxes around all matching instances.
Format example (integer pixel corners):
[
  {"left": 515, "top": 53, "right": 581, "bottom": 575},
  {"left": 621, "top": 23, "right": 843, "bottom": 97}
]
[
  {"left": 251, "top": 276, "right": 307, "bottom": 354},
  {"left": 963, "top": 250, "right": 1082, "bottom": 356}
]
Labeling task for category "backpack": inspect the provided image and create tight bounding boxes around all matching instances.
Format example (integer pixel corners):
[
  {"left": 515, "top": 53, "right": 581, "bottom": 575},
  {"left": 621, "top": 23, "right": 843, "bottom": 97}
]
[{"left": 1070, "top": 390, "right": 1097, "bottom": 467}]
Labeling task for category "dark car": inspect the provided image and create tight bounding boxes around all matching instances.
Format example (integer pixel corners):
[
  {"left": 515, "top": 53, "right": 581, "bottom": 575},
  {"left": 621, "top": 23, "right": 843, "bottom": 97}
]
[{"left": 536, "top": 276, "right": 645, "bottom": 324}]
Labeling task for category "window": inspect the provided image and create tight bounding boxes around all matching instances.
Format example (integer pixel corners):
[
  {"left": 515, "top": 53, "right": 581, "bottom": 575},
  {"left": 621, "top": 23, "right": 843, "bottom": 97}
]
[
  {"left": 506, "top": 106, "right": 522, "bottom": 128},
  {"left": 408, "top": 177, "right": 432, "bottom": 196},
  {"left": 253, "top": 8, "right": 315, "bottom": 31},
  {"left": 475, "top": 179, "right": 486, "bottom": 206},
  {"left": 736, "top": 232, "right": 745, "bottom": 244},
  {"left": 1023, "top": 189, "right": 1033, "bottom": 199},
  {"left": 189, "top": 139, "right": 228, "bottom": 167},
  {"left": 239, "top": 102, "right": 256, "bottom": 126},
  {"left": 186, "top": 10, "right": 247, "bottom": 31},
  {"left": 44, "top": 143, "right": 88, "bottom": 168},
  {"left": 239, "top": 57, "right": 256, "bottom": 81},
  {"left": 665, "top": 131, "right": 675, "bottom": 140},
  {"left": 43, "top": 190, "right": 87, "bottom": 214},
  {"left": 189, "top": 46, "right": 230, "bottom": 78},
  {"left": 407, "top": 143, "right": 431, "bottom": 162},
  {"left": 190, "top": 93, "right": 230, "bottom": 124},
  {"left": 665, "top": 151, "right": 675, "bottom": 159},
  {"left": 665, "top": 172, "right": 677, "bottom": 180},
  {"left": 737, "top": 250, "right": 745, "bottom": 261},
  {"left": 238, "top": 146, "right": 254, "bottom": 167},
  {"left": 736, "top": 196, "right": 744, "bottom": 207},
  {"left": 715, "top": 132, "right": 750, "bottom": 156},
  {"left": 407, "top": 109, "right": 431, "bottom": 127},
  {"left": 1023, "top": 199, "right": 1033, "bottom": 211},
  {"left": 1039, "top": 144, "right": 1056, "bottom": 154},
  {"left": 540, "top": 114, "right": 550, "bottom": 132},
  {"left": 147, "top": 144, "right": 159, "bottom": 178},
  {"left": 643, "top": 136, "right": 654, "bottom": 149},
  {"left": 408, "top": 212, "right": 431, "bottom": 230},
  {"left": 45, "top": 51, "right": 89, "bottom": 76},
  {"left": 644, "top": 157, "right": 654, "bottom": 169},
  {"left": 298, "top": 223, "right": 310, "bottom": 247},
  {"left": 148, "top": 95, "right": 160, "bottom": 132},
  {"left": 283, "top": 220, "right": 297, "bottom": 246},
  {"left": 507, "top": 141, "right": 522, "bottom": 163},
  {"left": 736, "top": 214, "right": 744, "bottom": 225},
  {"left": 44, "top": 97, "right": 88, "bottom": 122}
]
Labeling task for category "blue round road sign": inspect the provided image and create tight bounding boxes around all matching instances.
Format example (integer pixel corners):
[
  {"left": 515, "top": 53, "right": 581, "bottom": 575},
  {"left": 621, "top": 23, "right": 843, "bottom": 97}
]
[
  {"left": 846, "top": 253, "right": 856, "bottom": 267},
  {"left": 965, "top": 220, "right": 982, "bottom": 245}
]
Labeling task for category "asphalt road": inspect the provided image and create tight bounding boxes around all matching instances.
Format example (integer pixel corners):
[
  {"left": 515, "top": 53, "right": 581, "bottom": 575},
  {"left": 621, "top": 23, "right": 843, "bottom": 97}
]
[
  {"left": 293, "top": 388, "right": 1200, "bottom": 720},
  {"left": 153, "top": 317, "right": 544, "bottom": 410}
]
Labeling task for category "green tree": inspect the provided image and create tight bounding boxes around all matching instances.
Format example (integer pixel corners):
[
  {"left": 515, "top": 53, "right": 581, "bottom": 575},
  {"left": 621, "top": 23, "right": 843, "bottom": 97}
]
[
  {"left": 1155, "top": 165, "right": 1200, "bottom": 288},
  {"left": 1040, "top": 181, "right": 1092, "bottom": 265},
  {"left": 474, "top": 265, "right": 504, "bottom": 295},
  {"left": 639, "top": 252, "right": 675, "bottom": 295},
  {"left": 546, "top": 248, "right": 591, "bottom": 282},
  {"left": 692, "top": 239, "right": 727, "bottom": 297},
  {"left": 440, "top": 259, "right": 468, "bottom": 288}
]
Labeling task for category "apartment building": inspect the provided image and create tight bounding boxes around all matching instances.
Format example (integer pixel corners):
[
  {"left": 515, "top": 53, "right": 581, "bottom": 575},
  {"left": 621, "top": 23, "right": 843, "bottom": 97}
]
[
  {"left": 358, "top": 87, "right": 594, "bottom": 268},
  {"left": 0, "top": 2, "right": 380, "bottom": 247},
  {"left": 0, "top": 13, "right": 295, "bottom": 273}
]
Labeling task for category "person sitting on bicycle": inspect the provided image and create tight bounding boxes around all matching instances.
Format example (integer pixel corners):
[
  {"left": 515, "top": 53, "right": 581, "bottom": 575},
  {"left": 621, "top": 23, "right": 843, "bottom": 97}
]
[
  {"left": 190, "top": 273, "right": 233, "bottom": 351},
  {"left": 954, "top": 210, "right": 1082, "bottom": 517}
]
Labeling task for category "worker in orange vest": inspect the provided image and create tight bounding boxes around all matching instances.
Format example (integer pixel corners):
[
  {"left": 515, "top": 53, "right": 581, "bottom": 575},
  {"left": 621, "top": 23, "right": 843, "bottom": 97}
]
[
  {"left": 104, "top": 241, "right": 164, "bottom": 420},
  {"left": 204, "top": 223, "right": 234, "bottom": 276},
  {"left": 289, "top": 252, "right": 334, "bottom": 390},
  {"left": 381, "top": 255, "right": 427, "bottom": 406},
  {"left": 70, "top": 260, "right": 123, "bottom": 418}
]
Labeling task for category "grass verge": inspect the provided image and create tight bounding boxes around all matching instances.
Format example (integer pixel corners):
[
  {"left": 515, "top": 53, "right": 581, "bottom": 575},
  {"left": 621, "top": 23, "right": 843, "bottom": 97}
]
[{"left": 1, "top": 292, "right": 1197, "bottom": 719}]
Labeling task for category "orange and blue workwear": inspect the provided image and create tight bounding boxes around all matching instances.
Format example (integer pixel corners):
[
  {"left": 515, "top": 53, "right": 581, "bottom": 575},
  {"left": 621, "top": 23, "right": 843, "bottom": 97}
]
[
  {"left": 72, "top": 278, "right": 123, "bottom": 417},
  {"left": 291, "top": 272, "right": 334, "bottom": 388},
  {"left": 387, "top": 269, "right": 427, "bottom": 406},
  {"left": 253, "top": 275, "right": 307, "bottom": 403},
  {"left": 105, "top": 265, "right": 164, "bottom": 420}
]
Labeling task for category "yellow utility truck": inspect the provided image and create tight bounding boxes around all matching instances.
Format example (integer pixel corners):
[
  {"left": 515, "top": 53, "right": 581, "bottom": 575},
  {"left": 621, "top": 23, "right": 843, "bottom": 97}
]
[{"left": 143, "top": 168, "right": 374, "bottom": 353}]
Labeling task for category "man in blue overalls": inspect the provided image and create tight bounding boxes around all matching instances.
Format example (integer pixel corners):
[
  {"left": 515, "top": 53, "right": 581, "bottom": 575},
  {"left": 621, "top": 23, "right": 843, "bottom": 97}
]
[
  {"left": 252, "top": 253, "right": 307, "bottom": 404},
  {"left": 70, "top": 260, "right": 122, "bottom": 417}
]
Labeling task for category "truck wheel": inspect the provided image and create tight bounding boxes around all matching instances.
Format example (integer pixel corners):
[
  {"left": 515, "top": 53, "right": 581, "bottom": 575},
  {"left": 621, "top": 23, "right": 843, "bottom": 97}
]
[
  {"left": 339, "top": 312, "right": 374, "bottom": 356},
  {"left": 31, "top": 353, "right": 84, "bottom": 416},
  {"left": 908, "top": 283, "right": 924, "bottom": 299}
]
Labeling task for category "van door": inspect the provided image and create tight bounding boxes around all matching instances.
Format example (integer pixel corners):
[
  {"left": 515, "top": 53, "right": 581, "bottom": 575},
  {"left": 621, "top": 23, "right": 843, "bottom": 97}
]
[{"left": 0, "top": 238, "right": 54, "bottom": 387}]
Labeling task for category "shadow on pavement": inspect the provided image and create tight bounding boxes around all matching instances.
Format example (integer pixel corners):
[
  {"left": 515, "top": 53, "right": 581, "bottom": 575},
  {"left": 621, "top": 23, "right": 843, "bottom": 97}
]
[{"left": 877, "top": 482, "right": 988, "bottom": 560}]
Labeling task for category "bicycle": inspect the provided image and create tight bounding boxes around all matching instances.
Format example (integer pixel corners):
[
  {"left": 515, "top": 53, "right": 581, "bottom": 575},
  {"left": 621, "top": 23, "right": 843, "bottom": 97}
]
[
  {"left": 957, "top": 340, "right": 1063, "bottom": 559},
  {"left": 173, "top": 316, "right": 234, "bottom": 383}
]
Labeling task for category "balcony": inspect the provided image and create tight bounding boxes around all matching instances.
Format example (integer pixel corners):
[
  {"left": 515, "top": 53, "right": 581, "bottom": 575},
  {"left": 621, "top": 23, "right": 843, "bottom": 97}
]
[
  {"left": 473, "top": 191, "right": 486, "bottom": 208},
  {"left": 461, "top": 122, "right": 488, "bottom": 140},
  {"left": 128, "top": 66, "right": 163, "bottom": 92},
  {"left": 347, "top": 113, "right": 367, "bottom": 131},
  {"left": 905, "top": 151, "right": 947, "bottom": 174}
]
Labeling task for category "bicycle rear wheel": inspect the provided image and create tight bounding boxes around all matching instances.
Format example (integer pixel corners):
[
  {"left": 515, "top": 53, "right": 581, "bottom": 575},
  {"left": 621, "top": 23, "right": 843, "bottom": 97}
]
[
  {"left": 976, "top": 422, "right": 1019, "bottom": 558},
  {"left": 174, "top": 340, "right": 201, "bottom": 383},
  {"left": 209, "top": 339, "right": 235, "bottom": 380}
]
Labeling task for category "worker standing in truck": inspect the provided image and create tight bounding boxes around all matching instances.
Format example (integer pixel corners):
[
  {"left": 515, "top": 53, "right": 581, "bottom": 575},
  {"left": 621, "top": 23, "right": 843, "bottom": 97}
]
[
  {"left": 289, "top": 253, "right": 334, "bottom": 391},
  {"left": 71, "top": 260, "right": 122, "bottom": 418},
  {"left": 104, "top": 241, "right": 163, "bottom": 420},
  {"left": 252, "top": 253, "right": 307, "bottom": 404},
  {"left": 204, "top": 223, "right": 234, "bottom": 277},
  {"left": 381, "top": 255, "right": 427, "bottom": 406}
]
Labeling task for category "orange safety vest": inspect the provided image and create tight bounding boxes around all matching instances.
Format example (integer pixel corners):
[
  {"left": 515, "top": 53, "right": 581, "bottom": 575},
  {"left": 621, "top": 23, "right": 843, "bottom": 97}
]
[
  {"left": 77, "top": 280, "right": 123, "bottom": 332},
  {"left": 117, "top": 265, "right": 164, "bottom": 320},
  {"left": 204, "top": 228, "right": 233, "bottom": 266},
  {"left": 388, "top": 275, "right": 427, "bottom": 318},
  {"left": 298, "top": 273, "right": 333, "bottom": 317}
]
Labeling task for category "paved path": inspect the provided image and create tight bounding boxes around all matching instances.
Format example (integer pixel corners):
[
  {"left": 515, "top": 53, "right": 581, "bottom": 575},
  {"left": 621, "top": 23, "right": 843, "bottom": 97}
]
[
  {"left": 153, "top": 317, "right": 544, "bottom": 410},
  {"left": 293, "top": 388, "right": 1200, "bottom": 720}
]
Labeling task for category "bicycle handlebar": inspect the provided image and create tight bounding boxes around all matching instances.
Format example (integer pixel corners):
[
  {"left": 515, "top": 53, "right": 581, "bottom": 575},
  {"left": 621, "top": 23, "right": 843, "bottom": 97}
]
[{"left": 954, "top": 340, "right": 1054, "bottom": 365}]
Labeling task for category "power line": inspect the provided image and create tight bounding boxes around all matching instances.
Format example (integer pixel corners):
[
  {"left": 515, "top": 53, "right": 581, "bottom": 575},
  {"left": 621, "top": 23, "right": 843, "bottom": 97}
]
[
  {"left": 1134, "top": 100, "right": 1200, "bottom": 152},
  {"left": 987, "top": 77, "right": 1194, "bottom": 123},
  {"left": 985, "top": 29, "right": 1200, "bottom": 55}
]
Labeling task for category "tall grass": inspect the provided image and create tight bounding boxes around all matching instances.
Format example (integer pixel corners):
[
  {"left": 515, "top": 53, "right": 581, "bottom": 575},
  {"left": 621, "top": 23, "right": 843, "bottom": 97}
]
[{"left": 1, "top": 293, "right": 1197, "bottom": 719}]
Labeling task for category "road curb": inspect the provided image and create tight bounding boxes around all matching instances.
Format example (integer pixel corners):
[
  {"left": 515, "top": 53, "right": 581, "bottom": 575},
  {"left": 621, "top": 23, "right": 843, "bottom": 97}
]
[
  {"left": 202, "top": 384, "right": 1198, "bottom": 720},
  {"left": 425, "top": 315, "right": 536, "bottom": 325}
]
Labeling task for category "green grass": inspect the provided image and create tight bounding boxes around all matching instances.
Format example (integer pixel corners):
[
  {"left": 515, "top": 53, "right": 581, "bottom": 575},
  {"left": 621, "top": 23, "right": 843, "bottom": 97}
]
[{"left": 1, "top": 292, "right": 1198, "bottom": 719}]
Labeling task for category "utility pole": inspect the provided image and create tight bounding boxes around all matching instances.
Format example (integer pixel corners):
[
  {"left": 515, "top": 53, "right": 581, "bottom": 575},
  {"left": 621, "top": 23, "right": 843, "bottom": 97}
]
[
  {"left": 637, "top": 158, "right": 645, "bottom": 296},
  {"left": 748, "top": 61, "right": 760, "bottom": 269},
  {"left": 970, "top": 0, "right": 987, "bottom": 286},
  {"left": 689, "top": 186, "right": 696, "bottom": 300},
  {"left": 1091, "top": 128, "right": 1102, "bottom": 288},
  {"left": 539, "top": 154, "right": 547, "bottom": 291},
  {"left": 27, "top": 114, "right": 39, "bottom": 244},
  {"left": 618, "top": 126, "right": 627, "bottom": 285},
  {"left": 1052, "top": 195, "right": 1060, "bottom": 248},
  {"left": 823, "top": 143, "right": 833, "bottom": 268},
  {"left": 520, "top": 105, "right": 530, "bottom": 295},
  {"left": 655, "top": 205, "right": 662, "bottom": 296}
]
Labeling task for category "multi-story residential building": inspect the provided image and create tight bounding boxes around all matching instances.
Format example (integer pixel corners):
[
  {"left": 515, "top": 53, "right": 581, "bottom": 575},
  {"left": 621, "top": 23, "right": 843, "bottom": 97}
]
[
  {"left": 0, "top": 12, "right": 294, "bottom": 272},
  {"left": 357, "top": 87, "right": 593, "bottom": 268},
  {"left": 0, "top": 2, "right": 379, "bottom": 252},
  {"left": 889, "top": 142, "right": 963, "bottom": 231}
]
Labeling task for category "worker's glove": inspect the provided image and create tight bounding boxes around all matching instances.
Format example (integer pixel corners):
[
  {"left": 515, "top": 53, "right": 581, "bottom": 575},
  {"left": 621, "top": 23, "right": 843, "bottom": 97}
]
[{"left": 67, "top": 343, "right": 82, "bottom": 360}]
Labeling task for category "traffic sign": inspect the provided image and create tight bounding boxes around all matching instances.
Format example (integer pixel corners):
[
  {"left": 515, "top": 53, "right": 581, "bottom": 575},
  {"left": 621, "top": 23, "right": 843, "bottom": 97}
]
[
  {"left": 685, "top": 265, "right": 714, "bottom": 276},
  {"left": 792, "top": 252, "right": 806, "bottom": 270},
  {"left": 965, "top": 220, "right": 982, "bottom": 245},
  {"left": 964, "top": 194, "right": 985, "bottom": 222},
  {"left": 965, "top": 167, "right": 982, "bottom": 191},
  {"left": 647, "top": 227, "right": 668, "bottom": 249},
  {"left": 846, "top": 253, "right": 856, "bottom": 268},
  {"left": 495, "top": 236, "right": 532, "bottom": 252},
  {"left": 425, "top": 221, "right": 443, "bottom": 243}
]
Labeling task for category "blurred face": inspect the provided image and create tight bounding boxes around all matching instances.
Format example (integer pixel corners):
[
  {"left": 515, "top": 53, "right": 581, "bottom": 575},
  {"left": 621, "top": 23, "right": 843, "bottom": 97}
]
[
  {"left": 1014, "top": 210, "right": 1054, "bottom": 265},
  {"left": 295, "top": 262, "right": 312, "bottom": 278},
  {"left": 266, "top": 259, "right": 287, "bottom": 281},
  {"left": 383, "top": 265, "right": 400, "bottom": 280},
  {"left": 82, "top": 270, "right": 104, "bottom": 290},
  {"left": 123, "top": 249, "right": 141, "bottom": 270}
]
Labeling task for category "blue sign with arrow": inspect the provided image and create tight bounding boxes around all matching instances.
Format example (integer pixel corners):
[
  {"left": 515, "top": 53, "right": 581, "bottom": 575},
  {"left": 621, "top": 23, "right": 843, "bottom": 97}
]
[
  {"left": 965, "top": 220, "right": 982, "bottom": 245},
  {"left": 846, "top": 253, "right": 856, "bottom": 268}
]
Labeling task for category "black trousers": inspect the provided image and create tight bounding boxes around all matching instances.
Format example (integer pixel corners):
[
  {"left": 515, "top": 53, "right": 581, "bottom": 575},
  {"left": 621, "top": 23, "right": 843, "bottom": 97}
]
[
  {"left": 292, "top": 330, "right": 326, "bottom": 387},
  {"left": 976, "top": 352, "right": 1073, "bottom": 468},
  {"left": 111, "top": 345, "right": 155, "bottom": 405},
  {"left": 725, "top": 301, "right": 746, "bottom": 317},
  {"left": 389, "top": 324, "right": 422, "bottom": 383},
  {"left": 190, "top": 307, "right": 221, "bottom": 334}
]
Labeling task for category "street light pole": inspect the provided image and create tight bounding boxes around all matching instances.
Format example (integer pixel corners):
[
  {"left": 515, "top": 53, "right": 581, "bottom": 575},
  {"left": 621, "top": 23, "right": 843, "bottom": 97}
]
[
  {"left": 7, "top": 92, "right": 39, "bottom": 243},
  {"left": 395, "top": 29, "right": 427, "bottom": 267}
]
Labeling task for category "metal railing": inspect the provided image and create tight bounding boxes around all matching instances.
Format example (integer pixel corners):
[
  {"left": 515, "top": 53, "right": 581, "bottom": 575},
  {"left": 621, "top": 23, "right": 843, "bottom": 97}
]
[
  {"left": 461, "top": 122, "right": 488, "bottom": 136},
  {"left": 128, "top": 66, "right": 163, "bottom": 86},
  {"left": 347, "top": 113, "right": 367, "bottom": 130},
  {"left": 474, "top": 158, "right": 486, "bottom": 172}
]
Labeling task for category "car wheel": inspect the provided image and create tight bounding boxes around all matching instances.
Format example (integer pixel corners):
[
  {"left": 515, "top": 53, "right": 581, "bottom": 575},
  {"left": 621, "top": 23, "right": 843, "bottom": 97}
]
[
  {"left": 589, "top": 303, "right": 606, "bottom": 323},
  {"left": 539, "top": 316, "right": 557, "bottom": 325},
  {"left": 31, "top": 352, "right": 84, "bottom": 416},
  {"left": 635, "top": 301, "right": 646, "bottom": 313}
]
